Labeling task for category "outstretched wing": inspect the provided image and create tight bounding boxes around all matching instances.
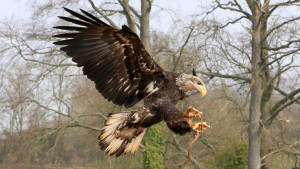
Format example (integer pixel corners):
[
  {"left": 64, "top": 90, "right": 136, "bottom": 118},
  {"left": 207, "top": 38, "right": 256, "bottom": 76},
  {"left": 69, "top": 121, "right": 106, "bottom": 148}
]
[{"left": 54, "top": 8, "right": 164, "bottom": 108}]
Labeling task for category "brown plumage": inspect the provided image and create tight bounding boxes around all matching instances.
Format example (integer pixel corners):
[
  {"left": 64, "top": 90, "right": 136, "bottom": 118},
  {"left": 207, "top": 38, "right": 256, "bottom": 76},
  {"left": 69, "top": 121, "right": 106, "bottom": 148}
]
[{"left": 54, "top": 8, "right": 207, "bottom": 157}]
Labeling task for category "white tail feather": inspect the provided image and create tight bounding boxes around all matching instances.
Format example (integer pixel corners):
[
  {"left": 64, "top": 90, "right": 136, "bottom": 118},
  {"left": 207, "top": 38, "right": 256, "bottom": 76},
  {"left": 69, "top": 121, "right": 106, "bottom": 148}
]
[
  {"left": 131, "top": 130, "right": 146, "bottom": 153},
  {"left": 99, "top": 112, "right": 147, "bottom": 156}
]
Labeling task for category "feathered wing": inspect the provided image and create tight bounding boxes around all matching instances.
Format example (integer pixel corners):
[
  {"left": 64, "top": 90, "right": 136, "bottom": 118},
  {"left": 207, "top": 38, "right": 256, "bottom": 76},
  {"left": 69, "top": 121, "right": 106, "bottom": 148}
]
[{"left": 54, "top": 8, "right": 164, "bottom": 108}]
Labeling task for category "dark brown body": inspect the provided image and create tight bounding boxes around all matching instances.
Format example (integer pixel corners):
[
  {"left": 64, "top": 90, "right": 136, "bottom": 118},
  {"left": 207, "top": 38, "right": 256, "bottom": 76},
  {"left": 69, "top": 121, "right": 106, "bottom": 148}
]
[
  {"left": 129, "top": 71, "right": 191, "bottom": 134},
  {"left": 97, "top": 71, "right": 192, "bottom": 156}
]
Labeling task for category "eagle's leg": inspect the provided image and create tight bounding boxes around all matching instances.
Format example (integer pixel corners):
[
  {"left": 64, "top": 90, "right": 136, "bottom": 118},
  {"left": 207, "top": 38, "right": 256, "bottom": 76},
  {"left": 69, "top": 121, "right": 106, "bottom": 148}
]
[
  {"left": 184, "top": 105, "right": 211, "bottom": 163},
  {"left": 191, "top": 122, "right": 211, "bottom": 132},
  {"left": 182, "top": 105, "right": 200, "bottom": 118},
  {"left": 183, "top": 105, "right": 211, "bottom": 132}
]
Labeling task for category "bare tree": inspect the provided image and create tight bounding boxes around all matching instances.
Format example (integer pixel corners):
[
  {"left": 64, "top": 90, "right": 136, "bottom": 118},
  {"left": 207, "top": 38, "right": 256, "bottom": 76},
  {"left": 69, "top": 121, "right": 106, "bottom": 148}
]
[{"left": 199, "top": 0, "right": 300, "bottom": 168}]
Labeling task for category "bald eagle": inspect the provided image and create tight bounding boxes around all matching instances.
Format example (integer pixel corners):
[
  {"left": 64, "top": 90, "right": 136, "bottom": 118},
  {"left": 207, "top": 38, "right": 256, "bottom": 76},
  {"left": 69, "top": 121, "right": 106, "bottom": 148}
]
[{"left": 54, "top": 8, "right": 207, "bottom": 157}]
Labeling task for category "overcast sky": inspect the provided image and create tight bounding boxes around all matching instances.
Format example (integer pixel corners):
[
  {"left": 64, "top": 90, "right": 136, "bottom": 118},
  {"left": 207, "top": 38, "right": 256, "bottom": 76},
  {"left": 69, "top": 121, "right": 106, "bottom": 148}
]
[
  {"left": 0, "top": 0, "right": 299, "bottom": 35},
  {"left": 0, "top": 0, "right": 209, "bottom": 33},
  {"left": 0, "top": 1, "right": 30, "bottom": 21}
]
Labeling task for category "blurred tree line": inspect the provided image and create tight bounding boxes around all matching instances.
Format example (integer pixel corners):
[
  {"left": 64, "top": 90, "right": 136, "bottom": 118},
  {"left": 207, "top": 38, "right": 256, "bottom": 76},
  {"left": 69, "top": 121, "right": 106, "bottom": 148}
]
[{"left": 0, "top": 0, "right": 299, "bottom": 169}]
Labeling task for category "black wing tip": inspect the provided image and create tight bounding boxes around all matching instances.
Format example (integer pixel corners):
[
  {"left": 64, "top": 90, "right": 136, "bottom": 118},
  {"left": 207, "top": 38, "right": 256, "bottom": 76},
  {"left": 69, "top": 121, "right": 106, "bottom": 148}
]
[
  {"left": 79, "top": 8, "right": 87, "bottom": 13},
  {"left": 53, "top": 41, "right": 59, "bottom": 45},
  {"left": 57, "top": 16, "right": 68, "bottom": 20},
  {"left": 52, "top": 34, "right": 61, "bottom": 38},
  {"left": 53, "top": 41, "right": 67, "bottom": 46},
  {"left": 63, "top": 7, "right": 73, "bottom": 13},
  {"left": 79, "top": 8, "right": 109, "bottom": 26},
  {"left": 53, "top": 26, "right": 62, "bottom": 29},
  {"left": 62, "top": 7, "right": 87, "bottom": 16}
]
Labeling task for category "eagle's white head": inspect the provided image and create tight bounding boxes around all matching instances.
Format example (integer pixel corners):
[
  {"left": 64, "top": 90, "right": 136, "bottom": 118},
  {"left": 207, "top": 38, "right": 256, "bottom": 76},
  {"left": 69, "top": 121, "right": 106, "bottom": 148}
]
[{"left": 176, "top": 73, "right": 207, "bottom": 97}]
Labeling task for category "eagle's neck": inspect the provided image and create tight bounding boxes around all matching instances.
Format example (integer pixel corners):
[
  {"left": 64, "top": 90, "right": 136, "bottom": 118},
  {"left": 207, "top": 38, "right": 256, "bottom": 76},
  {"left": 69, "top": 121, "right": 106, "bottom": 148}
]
[
  {"left": 175, "top": 74, "right": 199, "bottom": 97},
  {"left": 175, "top": 74, "right": 189, "bottom": 98},
  {"left": 175, "top": 74, "right": 189, "bottom": 91}
]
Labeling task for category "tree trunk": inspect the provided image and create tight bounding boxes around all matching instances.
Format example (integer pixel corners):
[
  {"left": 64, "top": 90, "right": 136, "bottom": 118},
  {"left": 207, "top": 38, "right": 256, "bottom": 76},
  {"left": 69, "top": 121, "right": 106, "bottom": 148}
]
[
  {"left": 261, "top": 127, "right": 273, "bottom": 169},
  {"left": 248, "top": 2, "right": 263, "bottom": 168},
  {"left": 260, "top": 8, "right": 273, "bottom": 169},
  {"left": 248, "top": 66, "right": 262, "bottom": 169},
  {"left": 123, "top": 0, "right": 137, "bottom": 33},
  {"left": 140, "top": 0, "right": 151, "bottom": 52}
]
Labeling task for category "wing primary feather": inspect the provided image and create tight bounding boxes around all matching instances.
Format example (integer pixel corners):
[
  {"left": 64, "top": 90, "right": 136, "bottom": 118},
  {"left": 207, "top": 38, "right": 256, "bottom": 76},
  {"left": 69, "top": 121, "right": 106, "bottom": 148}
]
[
  {"left": 53, "top": 26, "right": 86, "bottom": 31},
  {"left": 79, "top": 8, "right": 109, "bottom": 26},
  {"left": 80, "top": 50, "right": 114, "bottom": 73},
  {"left": 84, "top": 49, "right": 122, "bottom": 70},
  {"left": 57, "top": 16, "right": 91, "bottom": 27},
  {"left": 73, "top": 49, "right": 111, "bottom": 68},
  {"left": 67, "top": 46, "right": 111, "bottom": 59},
  {"left": 63, "top": 7, "right": 98, "bottom": 25},
  {"left": 61, "top": 43, "right": 104, "bottom": 53},
  {"left": 54, "top": 39, "right": 102, "bottom": 46},
  {"left": 53, "top": 33, "right": 82, "bottom": 38}
]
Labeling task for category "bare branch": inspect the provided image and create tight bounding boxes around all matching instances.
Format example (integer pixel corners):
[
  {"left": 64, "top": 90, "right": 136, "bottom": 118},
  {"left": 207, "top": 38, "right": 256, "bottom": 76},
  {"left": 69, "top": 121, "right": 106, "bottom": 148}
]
[
  {"left": 226, "top": 41, "right": 251, "bottom": 62},
  {"left": 30, "top": 99, "right": 71, "bottom": 118},
  {"left": 173, "top": 27, "right": 194, "bottom": 71},
  {"left": 261, "top": 140, "right": 300, "bottom": 160},
  {"left": 199, "top": 70, "right": 250, "bottom": 82},
  {"left": 263, "top": 48, "right": 300, "bottom": 69},
  {"left": 265, "top": 16, "right": 300, "bottom": 40},
  {"left": 129, "top": 5, "right": 141, "bottom": 18},
  {"left": 219, "top": 44, "right": 251, "bottom": 72},
  {"left": 215, "top": 0, "right": 252, "bottom": 19},
  {"left": 274, "top": 86, "right": 300, "bottom": 105},
  {"left": 217, "top": 16, "right": 248, "bottom": 29},
  {"left": 118, "top": 0, "right": 137, "bottom": 32},
  {"left": 66, "top": 121, "right": 100, "bottom": 131},
  {"left": 262, "top": 0, "right": 271, "bottom": 12},
  {"left": 263, "top": 40, "right": 300, "bottom": 51},
  {"left": 268, "top": 0, "right": 300, "bottom": 15},
  {"left": 11, "top": 38, "right": 76, "bottom": 67},
  {"left": 88, "top": 0, "right": 119, "bottom": 29},
  {"left": 269, "top": 0, "right": 300, "bottom": 9},
  {"left": 265, "top": 88, "right": 300, "bottom": 124}
]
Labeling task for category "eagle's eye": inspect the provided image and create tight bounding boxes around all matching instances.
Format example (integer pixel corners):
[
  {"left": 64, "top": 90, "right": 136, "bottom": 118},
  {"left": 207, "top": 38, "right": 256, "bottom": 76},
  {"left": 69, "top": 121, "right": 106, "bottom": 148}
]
[{"left": 197, "top": 82, "right": 202, "bottom": 85}]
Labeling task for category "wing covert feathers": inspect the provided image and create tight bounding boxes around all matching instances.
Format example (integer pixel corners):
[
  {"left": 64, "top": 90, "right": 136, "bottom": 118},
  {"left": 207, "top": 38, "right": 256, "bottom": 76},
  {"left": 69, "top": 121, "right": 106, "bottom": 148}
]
[{"left": 54, "top": 8, "right": 164, "bottom": 108}]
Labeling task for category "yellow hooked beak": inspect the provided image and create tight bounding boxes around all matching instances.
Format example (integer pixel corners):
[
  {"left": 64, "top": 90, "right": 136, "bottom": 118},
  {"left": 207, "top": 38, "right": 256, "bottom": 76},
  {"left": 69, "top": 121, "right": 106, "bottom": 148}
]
[{"left": 192, "top": 83, "right": 207, "bottom": 96}]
